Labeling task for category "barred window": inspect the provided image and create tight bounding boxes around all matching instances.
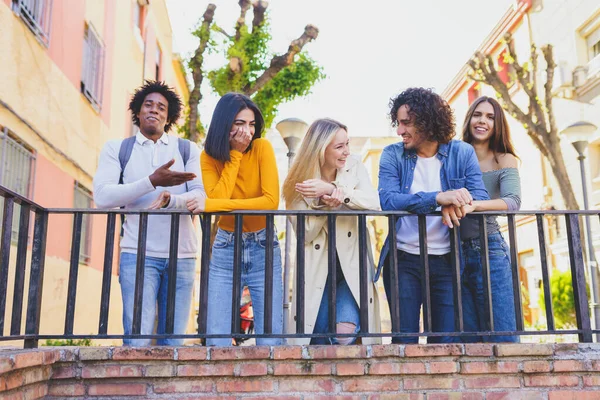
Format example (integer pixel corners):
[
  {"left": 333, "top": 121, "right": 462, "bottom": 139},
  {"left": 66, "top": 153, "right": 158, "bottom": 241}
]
[
  {"left": 0, "top": 127, "right": 36, "bottom": 243},
  {"left": 73, "top": 183, "right": 92, "bottom": 264},
  {"left": 12, "top": 0, "right": 53, "bottom": 47},
  {"left": 81, "top": 23, "right": 105, "bottom": 111}
]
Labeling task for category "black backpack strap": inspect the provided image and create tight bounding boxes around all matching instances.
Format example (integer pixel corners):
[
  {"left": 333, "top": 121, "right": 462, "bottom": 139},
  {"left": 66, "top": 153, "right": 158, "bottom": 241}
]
[{"left": 118, "top": 136, "right": 136, "bottom": 236}]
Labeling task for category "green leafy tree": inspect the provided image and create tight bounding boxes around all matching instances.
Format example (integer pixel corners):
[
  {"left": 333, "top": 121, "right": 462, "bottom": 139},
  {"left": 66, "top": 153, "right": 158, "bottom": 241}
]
[
  {"left": 185, "top": 0, "right": 324, "bottom": 142},
  {"left": 540, "top": 269, "right": 579, "bottom": 328},
  {"left": 467, "top": 33, "right": 579, "bottom": 210}
]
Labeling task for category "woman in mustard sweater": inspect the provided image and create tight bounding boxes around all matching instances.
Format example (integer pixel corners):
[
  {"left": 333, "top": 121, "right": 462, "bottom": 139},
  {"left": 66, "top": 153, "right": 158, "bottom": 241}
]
[{"left": 186, "top": 93, "right": 282, "bottom": 346}]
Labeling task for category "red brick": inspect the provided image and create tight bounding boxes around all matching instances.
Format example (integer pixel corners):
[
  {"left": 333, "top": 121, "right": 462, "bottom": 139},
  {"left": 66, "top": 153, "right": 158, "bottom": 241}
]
[
  {"left": 51, "top": 365, "right": 77, "bottom": 379},
  {"left": 48, "top": 383, "right": 85, "bottom": 397},
  {"left": 153, "top": 380, "right": 214, "bottom": 393},
  {"left": 368, "top": 362, "right": 426, "bottom": 375},
  {"left": 0, "top": 357, "right": 14, "bottom": 374},
  {"left": 404, "top": 377, "right": 460, "bottom": 390},
  {"left": 216, "top": 380, "right": 274, "bottom": 393},
  {"left": 88, "top": 383, "right": 147, "bottom": 396},
  {"left": 279, "top": 378, "right": 335, "bottom": 392},
  {"left": 464, "top": 344, "right": 494, "bottom": 356},
  {"left": 336, "top": 362, "right": 365, "bottom": 376},
  {"left": 307, "top": 345, "right": 367, "bottom": 359},
  {"left": 404, "top": 344, "right": 463, "bottom": 357},
  {"left": 24, "top": 382, "right": 48, "bottom": 400},
  {"left": 144, "top": 364, "right": 175, "bottom": 377},
  {"left": 486, "top": 393, "right": 545, "bottom": 400},
  {"left": 81, "top": 364, "right": 143, "bottom": 378},
  {"left": 112, "top": 347, "right": 174, "bottom": 360},
  {"left": 312, "top": 397, "right": 362, "bottom": 400},
  {"left": 428, "top": 394, "right": 484, "bottom": 400},
  {"left": 523, "top": 361, "right": 551, "bottom": 373},
  {"left": 592, "top": 360, "right": 600, "bottom": 371},
  {"left": 244, "top": 397, "right": 302, "bottom": 400},
  {"left": 368, "top": 395, "right": 423, "bottom": 400},
  {"left": 78, "top": 347, "right": 111, "bottom": 361},
  {"left": 0, "top": 392, "right": 23, "bottom": 400},
  {"left": 42, "top": 350, "right": 60, "bottom": 365},
  {"left": 554, "top": 359, "right": 586, "bottom": 372},
  {"left": 549, "top": 392, "right": 600, "bottom": 400},
  {"left": 273, "top": 362, "right": 332, "bottom": 375},
  {"left": 524, "top": 375, "right": 580, "bottom": 387},
  {"left": 460, "top": 361, "right": 518, "bottom": 374},
  {"left": 239, "top": 363, "right": 268, "bottom": 376},
  {"left": 177, "top": 397, "right": 235, "bottom": 400},
  {"left": 210, "top": 346, "right": 270, "bottom": 360},
  {"left": 177, "top": 363, "right": 235, "bottom": 376},
  {"left": 371, "top": 344, "right": 402, "bottom": 357},
  {"left": 4, "top": 371, "right": 24, "bottom": 391},
  {"left": 342, "top": 378, "right": 400, "bottom": 392},
  {"left": 584, "top": 376, "right": 600, "bottom": 387},
  {"left": 495, "top": 344, "right": 553, "bottom": 357},
  {"left": 273, "top": 346, "right": 303, "bottom": 360},
  {"left": 463, "top": 376, "right": 521, "bottom": 389},
  {"left": 429, "top": 361, "right": 459, "bottom": 374},
  {"left": 177, "top": 347, "right": 207, "bottom": 361},
  {"left": 13, "top": 352, "right": 43, "bottom": 369}
]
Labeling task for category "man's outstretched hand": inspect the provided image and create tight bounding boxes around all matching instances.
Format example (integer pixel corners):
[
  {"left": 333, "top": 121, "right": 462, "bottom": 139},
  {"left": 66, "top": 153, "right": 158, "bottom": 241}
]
[{"left": 149, "top": 159, "right": 196, "bottom": 188}]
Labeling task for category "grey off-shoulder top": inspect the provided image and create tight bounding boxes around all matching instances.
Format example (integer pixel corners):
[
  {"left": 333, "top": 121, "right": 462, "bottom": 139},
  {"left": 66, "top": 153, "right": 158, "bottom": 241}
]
[{"left": 460, "top": 167, "right": 521, "bottom": 241}]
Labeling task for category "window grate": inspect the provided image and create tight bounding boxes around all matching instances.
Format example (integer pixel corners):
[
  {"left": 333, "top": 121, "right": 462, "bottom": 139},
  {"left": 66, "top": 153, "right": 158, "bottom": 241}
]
[
  {"left": 73, "top": 183, "right": 93, "bottom": 264},
  {"left": 81, "top": 23, "right": 105, "bottom": 111},
  {"left": 13, "top": 0, "right": 53, "bottom": 48}
]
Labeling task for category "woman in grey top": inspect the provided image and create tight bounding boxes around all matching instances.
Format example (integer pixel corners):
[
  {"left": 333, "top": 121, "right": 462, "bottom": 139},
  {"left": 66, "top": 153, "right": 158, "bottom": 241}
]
[{"left": 451, "top": 96, "right": 520, "bottom": 342}]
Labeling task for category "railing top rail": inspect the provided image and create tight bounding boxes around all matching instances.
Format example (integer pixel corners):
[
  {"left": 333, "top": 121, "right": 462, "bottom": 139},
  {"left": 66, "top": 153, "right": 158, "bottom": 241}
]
[{"left": 0, "top": 185, "right": 45, "bottom": 210}]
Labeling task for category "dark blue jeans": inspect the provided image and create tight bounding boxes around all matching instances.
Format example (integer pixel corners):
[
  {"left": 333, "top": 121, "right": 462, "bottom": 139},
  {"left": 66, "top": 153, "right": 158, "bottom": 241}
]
[
  {"left": 383, "top": 250, "right": 458, "bottom": 344},
  {"left": 461, "top": 232, "right": 518, "bottom": 343}
]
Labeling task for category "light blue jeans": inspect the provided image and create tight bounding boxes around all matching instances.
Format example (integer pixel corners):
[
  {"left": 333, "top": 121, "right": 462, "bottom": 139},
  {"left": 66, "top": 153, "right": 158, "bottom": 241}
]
[
  {"left": 206, "top": 228, "right": 284, "bottom": 346},
  {"left": 119, "top": 252, "right": 195, "bottom": 346}
]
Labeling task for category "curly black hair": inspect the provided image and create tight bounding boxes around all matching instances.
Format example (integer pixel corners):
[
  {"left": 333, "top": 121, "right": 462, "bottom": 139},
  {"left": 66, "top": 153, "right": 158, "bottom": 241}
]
[
  {"left": 129, "top": 80, "right": 183, "bottom": 132},
  {"left": 389, "top": 87, "right": 456, "bottom": 144}
]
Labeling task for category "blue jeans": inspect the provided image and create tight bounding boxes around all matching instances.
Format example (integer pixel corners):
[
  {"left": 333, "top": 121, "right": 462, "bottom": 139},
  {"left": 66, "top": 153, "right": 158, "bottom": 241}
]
[
  {"left": 383, "top": 250, "right": 458, "bottom": 344},
  {"left": 312, "top": 266, "right": 360, "bottom": 345},
  {"left": 119, "top": 253, "right": 195, "bottom": 346},
  {"left": 206, "top": 228, "right": 284, "bottom": 346},
  {"left": 461, "top": 232, "right": 518, "bottom": 343}
]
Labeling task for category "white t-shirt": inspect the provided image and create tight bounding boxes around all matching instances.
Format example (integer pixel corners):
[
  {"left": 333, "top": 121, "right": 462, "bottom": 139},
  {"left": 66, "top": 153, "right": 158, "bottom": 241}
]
[{"left": 396, "top": 155, "right": 450, "bottom": 255}]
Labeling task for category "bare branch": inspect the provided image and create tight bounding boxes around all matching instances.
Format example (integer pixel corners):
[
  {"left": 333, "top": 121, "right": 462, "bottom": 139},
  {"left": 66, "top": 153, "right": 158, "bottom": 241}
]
[
  {"left": 243, "top": 24, "right": 319, "bottom": 95},
  {"left": 542, "top": 44, "right": 558, "bottom": 138},
  {"left": 235, "top": 0, "right": 252, "bottom": 41},
  {"left": 188, "top": 3, "right": 216, "bottom": 143},
  {"left": 214, "top": 26, "right": 233, "bottom": 40},
  {"left": 252, "top": 0, "right": 269, "bottom": 32}
]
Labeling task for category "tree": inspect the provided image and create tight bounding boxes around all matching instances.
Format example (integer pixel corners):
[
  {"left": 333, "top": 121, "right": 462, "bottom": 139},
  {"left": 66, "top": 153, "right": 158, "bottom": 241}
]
[
  {"left": 467, "top": 33, "right": 579, "bottom": 210},
  {"left": 186, "top": 0, "right": 324, "bottom": 143}
]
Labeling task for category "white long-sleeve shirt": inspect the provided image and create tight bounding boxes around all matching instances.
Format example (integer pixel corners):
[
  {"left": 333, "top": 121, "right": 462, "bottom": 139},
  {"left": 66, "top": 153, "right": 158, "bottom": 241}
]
[{"left": 93, "top": 132, "right": 205, "bottom": 258}]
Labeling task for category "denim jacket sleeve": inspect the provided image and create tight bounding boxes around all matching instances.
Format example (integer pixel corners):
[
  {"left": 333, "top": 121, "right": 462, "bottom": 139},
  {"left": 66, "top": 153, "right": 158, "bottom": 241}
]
[
  {"left": 378, "top": 145, "right": 439, "bottom": 214},
  {"left": 463, "top": 145, "right": 490, "bottom": 201}
]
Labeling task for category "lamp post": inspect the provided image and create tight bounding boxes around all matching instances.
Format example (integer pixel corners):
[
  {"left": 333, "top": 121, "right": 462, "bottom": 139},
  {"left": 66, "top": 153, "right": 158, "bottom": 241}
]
[
  {"left": 561, "top": 121, "right": 599, "bottom": 339},
  {"left": 276, "top": 118, "right": 308, "bottom": 332}
]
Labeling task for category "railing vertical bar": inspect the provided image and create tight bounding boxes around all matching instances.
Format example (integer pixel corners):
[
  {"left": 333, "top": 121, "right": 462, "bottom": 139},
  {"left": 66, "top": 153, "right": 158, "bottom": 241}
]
[
  {"left": 231, "top": 214, "right": 243, "bottom": 335},
  {"left": 507, "top": 214, "right": 524, "bottom": 331},
  {"left": 449, "top": 227, "right": 463, "bottom": 332},
  {"left": 358, "top": 215, "right": 369, "bottom": 334},
  {"left": 131, "top": 213, "right": 148, "bottom": 336},
  {"left": 165, "top": 214, "right": 180, "bottom": 335},
  {"left": 478, "top": 215, "right": 493, "bottom": 332},
  {"left": 565, "top": 213, "right": 592, "bottom": 342},
  {"left": 0, "top": 197, "right": 14, "bottom": 334},
  {"left": 327, "top": 214, "right": 337, "bottom": 336},
  {"left": 24, "top": 210, "right": 48, "bottom": 348},
  {"left": 197, "top": 214, "right": 211, "bottom": 335},
  {"left": 64, "top": 212, "right": 83, "bottom": 335},
  {"left": 418, "top": 214, "right": 431, "bottom": 332},
  {"left": 98, "top": 213, "right": 115, "bottom": 335},
  {"left": 295, "top": 215, "right": 305, "bottom": 334},
  {"left": 388, "top": 215, "right": 400, "bottom": 334},
  {"left": 536, "top": 215, "right": 555, "bottom": 331},
  {"left": 263, "top": 215, "right": 274, "bottom": 334},
  {"left": 11, "top": 204, "right": 30, "bottom": 336}
]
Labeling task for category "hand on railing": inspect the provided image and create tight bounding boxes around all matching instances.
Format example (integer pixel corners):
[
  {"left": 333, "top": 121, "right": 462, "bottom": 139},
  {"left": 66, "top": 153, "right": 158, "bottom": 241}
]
[
  {"left": 441, "top": 203, "right": 475, "bottom": 228},
  {"left": 186, "top": 196, "right": 206, "bottom": 213},
  {"left": 320, "top": 188, "right": 344, "bottom": 208},
  {"left": 295, "top": 179, "right": 335, "bottom": 198},
  {"left": 148, "top": 191, "right": 171, "bottom": 209},
  {"left": 436, "top": 188, "right": 473, "bottom": 208}
]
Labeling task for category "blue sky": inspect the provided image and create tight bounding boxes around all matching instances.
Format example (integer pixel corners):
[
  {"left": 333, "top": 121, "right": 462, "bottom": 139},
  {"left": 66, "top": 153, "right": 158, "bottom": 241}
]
[{"left": 166, "top": 0, "right": 514, "bottom": 137}]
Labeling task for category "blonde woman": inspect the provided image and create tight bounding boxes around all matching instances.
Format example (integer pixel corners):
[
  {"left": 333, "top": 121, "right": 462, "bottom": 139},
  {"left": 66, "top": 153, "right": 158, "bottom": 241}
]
[{"left": 283, "top": 118, "right": 381, "bottom": 345}]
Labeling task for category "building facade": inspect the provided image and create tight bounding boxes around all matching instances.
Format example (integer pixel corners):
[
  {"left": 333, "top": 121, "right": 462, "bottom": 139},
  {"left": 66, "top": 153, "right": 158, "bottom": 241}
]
[{"left": 0, "top": 0, "right": 190, "bottom": 342}]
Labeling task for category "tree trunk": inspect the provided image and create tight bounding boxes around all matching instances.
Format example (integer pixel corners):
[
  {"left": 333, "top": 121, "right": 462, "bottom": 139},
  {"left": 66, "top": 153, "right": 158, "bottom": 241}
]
[{"left": 544, "top": 138, "right": 579, "bottom": 210}]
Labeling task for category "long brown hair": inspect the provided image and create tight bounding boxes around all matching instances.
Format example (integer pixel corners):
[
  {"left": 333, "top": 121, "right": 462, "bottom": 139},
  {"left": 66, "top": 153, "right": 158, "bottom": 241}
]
[{"left": 461, "top": 96, "right": 518, "bottom": 161}]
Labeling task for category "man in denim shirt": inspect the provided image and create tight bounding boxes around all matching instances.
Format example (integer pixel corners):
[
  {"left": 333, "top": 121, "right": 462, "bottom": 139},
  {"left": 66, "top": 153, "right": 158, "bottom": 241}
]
[{"left": 376, "top": 88, "right": 489, "bottom": 343}]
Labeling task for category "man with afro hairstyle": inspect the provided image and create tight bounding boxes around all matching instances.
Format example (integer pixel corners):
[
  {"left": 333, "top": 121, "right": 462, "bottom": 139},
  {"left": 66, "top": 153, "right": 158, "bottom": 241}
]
[
  {"left": 375, "top": 87, "right": 489, "bottom": 344},
  {"left": 93, "top": 80, "right": 205, "bottom": 346}
]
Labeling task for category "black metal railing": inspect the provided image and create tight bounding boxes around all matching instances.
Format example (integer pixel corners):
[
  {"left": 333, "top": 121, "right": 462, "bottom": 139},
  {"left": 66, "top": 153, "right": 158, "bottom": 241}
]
[{"left": 0, "top": 184, "right": 597, "bottom": 347}]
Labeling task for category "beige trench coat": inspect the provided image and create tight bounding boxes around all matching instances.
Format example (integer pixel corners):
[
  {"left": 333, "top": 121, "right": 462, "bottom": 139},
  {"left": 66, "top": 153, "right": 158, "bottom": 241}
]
[{"left": 287, "top": 155, "right": 382, "bottom": 345}]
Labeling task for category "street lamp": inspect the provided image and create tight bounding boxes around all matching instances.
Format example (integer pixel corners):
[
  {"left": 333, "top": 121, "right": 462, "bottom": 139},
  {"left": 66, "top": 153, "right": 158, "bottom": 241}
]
[
  {"left": 276, "top": 118, "right": 308, "bottom": 333},
  {"left": 561, "top": 120, "right": 599, "bottom": 339}
]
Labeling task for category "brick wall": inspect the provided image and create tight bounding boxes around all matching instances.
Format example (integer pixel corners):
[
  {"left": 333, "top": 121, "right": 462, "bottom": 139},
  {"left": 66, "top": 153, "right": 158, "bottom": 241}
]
[{"left": 1, "top": 344, "right": 600, "bottom": 399}]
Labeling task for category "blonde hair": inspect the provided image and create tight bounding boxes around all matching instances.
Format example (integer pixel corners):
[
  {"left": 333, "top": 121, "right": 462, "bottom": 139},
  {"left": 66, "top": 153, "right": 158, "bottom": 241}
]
[{"left": 282, "top": 118, "right": 348, "bottom": 208}]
